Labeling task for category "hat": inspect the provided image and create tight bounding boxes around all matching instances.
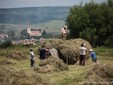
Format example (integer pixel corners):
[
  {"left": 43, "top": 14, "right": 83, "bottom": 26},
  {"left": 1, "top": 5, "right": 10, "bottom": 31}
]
[
  {"left": 83, "top": 43, "right": 86, "bottom": 46},
  {"left": 64, "top": 25, "right": 67, "bottom": 29},
  {"left": 30, "top": 48, "right": 33, "bottom": 51},
  {"left": 89, "top": 49, "right": 93, "bottom": 51}
]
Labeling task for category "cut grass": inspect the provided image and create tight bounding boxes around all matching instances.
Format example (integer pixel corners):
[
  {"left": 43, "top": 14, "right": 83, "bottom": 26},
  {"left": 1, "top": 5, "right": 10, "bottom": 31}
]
[{"left": 0, "top": 46, "right": 113, "bottom": 85}]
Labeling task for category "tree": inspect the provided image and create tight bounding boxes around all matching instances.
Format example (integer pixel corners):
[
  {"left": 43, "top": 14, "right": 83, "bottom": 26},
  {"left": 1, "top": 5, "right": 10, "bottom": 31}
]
[
  {"left": 42, "top": 30, "right": 47, "bottom": 35},
  {"left": 66, "top": 0, "right": 113, "bottom": 47},
  {"left": 7, "top": 29, "right": 15, "bottom": 39},
  {"left": 20, "top": 29, "right": 29, "bottom": 39}
]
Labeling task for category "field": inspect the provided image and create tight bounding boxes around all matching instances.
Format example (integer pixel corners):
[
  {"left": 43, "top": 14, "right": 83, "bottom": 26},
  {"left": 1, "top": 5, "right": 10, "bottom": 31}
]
[{"left": 0, "top": 43, "right": 113, "bottom": 85}]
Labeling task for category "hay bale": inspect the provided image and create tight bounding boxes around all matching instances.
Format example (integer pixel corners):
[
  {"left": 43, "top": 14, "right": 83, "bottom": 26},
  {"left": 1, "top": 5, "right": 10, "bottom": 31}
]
[
  {"left": 6, "top": 51, "right": 27, "bottom": 60},
  {"left": 56, "top": 38, "right": 92, "bottom": 64},
  {"left": 82, "top": 64, "right": 113, "bottom": 85},
  {"left": 34, "top": 57, "right": 68, "bottom": 73}
]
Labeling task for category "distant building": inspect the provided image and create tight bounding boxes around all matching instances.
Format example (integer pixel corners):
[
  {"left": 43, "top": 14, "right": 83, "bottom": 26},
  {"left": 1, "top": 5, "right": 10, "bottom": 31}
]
[
  {"left": 26, "top": 24, "right": 42, "bottom": 37},
  {"left": 0, "top": 34, "right": 8, "bottom": 40}
]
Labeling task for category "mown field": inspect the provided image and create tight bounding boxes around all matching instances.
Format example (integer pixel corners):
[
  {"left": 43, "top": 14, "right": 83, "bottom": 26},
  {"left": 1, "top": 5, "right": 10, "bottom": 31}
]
[{"left": 0, "top": 43, "right": 113, "bottom": 85}]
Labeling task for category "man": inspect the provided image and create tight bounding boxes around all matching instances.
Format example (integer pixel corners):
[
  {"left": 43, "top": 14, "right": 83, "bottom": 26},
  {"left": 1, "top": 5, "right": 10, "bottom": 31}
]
[
  {"left": 61, "top": 25, "right": 67, "bottom": 40},
  {"left": 30, "top": 48, "right": 35, "bottom": 67},
  {"left": 79, "top": 43, "right": 87, "bottom": 66},
  {"left": 39, "top": 45, "right": 47, "bottom": 60},
  {"left": 89, "top": 49, "right": 97, "bottom": 63}
]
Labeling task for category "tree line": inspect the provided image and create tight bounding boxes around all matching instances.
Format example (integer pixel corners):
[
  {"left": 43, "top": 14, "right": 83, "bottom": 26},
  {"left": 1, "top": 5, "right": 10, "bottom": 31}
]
[{"left": 66, "top": 0, "right": 113, "bottom": 47}]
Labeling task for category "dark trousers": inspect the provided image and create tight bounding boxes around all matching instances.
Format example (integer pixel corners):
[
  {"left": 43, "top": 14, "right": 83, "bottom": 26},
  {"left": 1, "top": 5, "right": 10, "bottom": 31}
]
[
  {"left": 79, "top": 55, "right": 86, "bottom": 66},
  {"left": 30, "top": 59, "right": 35, "bottom": 67},
  {"left": 92, "top": 58, "right": 97, "bottom": 63}
]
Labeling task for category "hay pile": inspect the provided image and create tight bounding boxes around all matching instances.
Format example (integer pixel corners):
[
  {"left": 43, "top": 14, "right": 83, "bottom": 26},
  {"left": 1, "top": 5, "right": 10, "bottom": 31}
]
[
  {"left": 0, "top": 58, "right": 17, "bottom": 65},
  {"left": 6, "top": 51, "right": 27, "bottom": 60},
  {"left": 41, "top": 39, "right": 63, "bottom": 48},
  {"left": 34, "top": 57, "right": 68, "bottom": 73},
  {"left": 56, "top": 38, "right": 92, "bottom": 64},
  {"left": 0, "top": 67, "right": 49, "bottom": 85},
  {"left": 82, "top": 64, "right": 113, "bottom": 85},
  {"left": 43, "top": 38, "right": 91, "bottom": 65}
]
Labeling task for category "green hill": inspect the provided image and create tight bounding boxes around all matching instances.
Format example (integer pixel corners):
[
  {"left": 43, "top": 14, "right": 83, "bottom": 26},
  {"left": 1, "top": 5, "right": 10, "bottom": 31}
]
[{"left": 0, "top": 6, "right": 70, "bottom": 24}]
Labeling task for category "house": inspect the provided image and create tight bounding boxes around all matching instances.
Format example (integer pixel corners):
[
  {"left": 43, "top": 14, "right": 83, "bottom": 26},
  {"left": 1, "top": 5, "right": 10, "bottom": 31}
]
[{"left": 26, "top": 24, "right": 42, "bottom": 37}]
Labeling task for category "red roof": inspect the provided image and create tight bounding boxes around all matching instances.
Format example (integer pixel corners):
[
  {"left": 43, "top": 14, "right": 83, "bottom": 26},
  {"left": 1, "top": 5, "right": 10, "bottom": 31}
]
[{"left": 28, "top": 31, "right": 42, "bottom": 36}]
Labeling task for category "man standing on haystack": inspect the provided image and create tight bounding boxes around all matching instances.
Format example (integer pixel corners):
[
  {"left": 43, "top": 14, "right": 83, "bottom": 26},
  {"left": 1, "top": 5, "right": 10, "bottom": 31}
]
[
  {"left": 60, "top": 25, "right": 67, "bottom": 40},
  {"left": 79, "top": 43, "right": 87, "bottom": 66}
]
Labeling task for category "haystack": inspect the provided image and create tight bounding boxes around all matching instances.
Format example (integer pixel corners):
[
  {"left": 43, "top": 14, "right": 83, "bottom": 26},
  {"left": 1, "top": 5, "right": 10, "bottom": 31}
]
[
  {"left": 40, "top": 39, "right": 63, "bottom": 48},
  {"left": 82, "top": 64, "right": 113, "bottom": 85},
  {"left": 57, "top": 38, "right": 92, "bottom": 64},
  {"left": 39, "top": 38, "right": 91, "bottom": 65},
  {"left": 6, "top": 51, "right": 27, "bottom": 60},
  {"left": 34, "top": 57, "right": 68, "bottom": 73}
]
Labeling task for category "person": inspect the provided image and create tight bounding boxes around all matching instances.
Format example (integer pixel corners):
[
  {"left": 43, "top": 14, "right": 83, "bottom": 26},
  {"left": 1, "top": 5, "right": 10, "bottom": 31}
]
[
  {"left": 89, "top": 49, "right": 97, "bottom": 63},
  {"left": 60, "top": 25, "right": 67, "bottom": 40},
  {"left": 45, "top": 47, "right": 51, "bottom": 57},
  {"left": 39, "top": 45, "right": 47, "bottom": 60},
  {"left": 30, "top": 48, "right": 35, "bottom": 67},
  {"left": 79, "top": 43, "right": 87, "bottom": 66}
]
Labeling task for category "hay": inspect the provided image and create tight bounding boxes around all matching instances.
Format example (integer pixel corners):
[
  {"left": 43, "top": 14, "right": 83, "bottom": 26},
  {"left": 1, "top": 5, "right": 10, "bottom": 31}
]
[
  {"left": 56, "top": 38, "right": 92, "bottom": 64},
  {"left": 40, "top": 38, "right": 92, "bottom": 65},
  {"left": 41, "top": 39, "right": 63, "bottom": 48},
  {"left": 0, "top": 67, "right": 49, "bottom": 85},
  {"left": 82, "top": 64, "right": 113, "bottom": 85},
  {"left": 0, "top": 58, "right": 17, "bottom": 65},
  {"left": 6, "top": 51, "right": 27, "bottom": 60},
  {"left": 34, "top": 57, "right": 68, "bottom": 73}
]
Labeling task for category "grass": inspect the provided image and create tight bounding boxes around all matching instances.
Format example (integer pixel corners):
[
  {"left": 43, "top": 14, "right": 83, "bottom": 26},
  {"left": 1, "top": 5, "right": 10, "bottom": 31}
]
[
  {"left": 94, "top": 47, "right": 113, "bottom": 57},
  {"left": 0, "top": 45, "right": 113, "bottom": 85}
]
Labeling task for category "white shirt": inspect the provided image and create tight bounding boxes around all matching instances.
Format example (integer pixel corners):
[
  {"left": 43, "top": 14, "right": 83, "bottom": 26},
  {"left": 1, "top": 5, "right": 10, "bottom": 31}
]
[
  {"left": 79, "top": 47, "right": 87, "bottom": 55},
  {"left": 30, "top": 51, "right": 35, "bottom": 60}
]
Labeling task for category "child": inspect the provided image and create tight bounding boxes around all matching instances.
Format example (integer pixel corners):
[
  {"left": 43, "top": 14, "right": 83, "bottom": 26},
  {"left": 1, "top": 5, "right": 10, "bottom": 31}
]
[{"left": 89, "top": 49, "right": 97, "bottom": 63}]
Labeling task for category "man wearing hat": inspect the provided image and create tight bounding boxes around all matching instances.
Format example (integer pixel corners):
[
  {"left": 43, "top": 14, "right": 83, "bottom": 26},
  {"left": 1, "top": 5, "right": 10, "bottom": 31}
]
[{"left": 89, "top": 49, "right": 97, "bottom": 63}]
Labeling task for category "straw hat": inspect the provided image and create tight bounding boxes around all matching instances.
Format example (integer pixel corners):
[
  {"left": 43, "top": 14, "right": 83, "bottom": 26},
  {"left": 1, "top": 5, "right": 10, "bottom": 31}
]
[
  {"left": 64, "top": 25, "right": 67, "bottom": 29},
  {"left": 89, "top": 49, "right": 93, "bottom": 51}
]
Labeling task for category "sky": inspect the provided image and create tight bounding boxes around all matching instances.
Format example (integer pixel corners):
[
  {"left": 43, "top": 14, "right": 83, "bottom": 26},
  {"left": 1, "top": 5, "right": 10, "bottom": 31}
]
[{"left": 0, "top": 0, "right": 106, "bottom": 8}]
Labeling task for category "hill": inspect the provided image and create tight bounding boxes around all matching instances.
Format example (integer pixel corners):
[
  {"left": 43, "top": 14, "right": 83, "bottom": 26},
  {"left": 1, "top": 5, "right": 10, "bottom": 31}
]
[{"left": 0, "top": 6, "right": 70, "bottom": 24}]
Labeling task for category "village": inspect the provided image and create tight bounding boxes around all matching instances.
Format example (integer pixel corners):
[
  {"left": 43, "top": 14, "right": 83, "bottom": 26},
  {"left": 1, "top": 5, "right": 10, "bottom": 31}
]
[{"left": 0, "top": 24, "right": 45, "bottom": 45}]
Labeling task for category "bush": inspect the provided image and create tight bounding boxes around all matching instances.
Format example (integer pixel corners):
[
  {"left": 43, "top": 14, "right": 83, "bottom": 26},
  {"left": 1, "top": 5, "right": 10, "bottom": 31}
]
[{"left": 0, "top": 40, "right": 13, "bottom": 48}]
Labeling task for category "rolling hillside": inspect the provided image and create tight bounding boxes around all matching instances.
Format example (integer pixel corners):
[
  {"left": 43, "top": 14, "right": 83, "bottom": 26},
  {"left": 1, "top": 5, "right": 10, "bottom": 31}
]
[{"left": 0, "top": 6, "right": 70, "bottom": 24}]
